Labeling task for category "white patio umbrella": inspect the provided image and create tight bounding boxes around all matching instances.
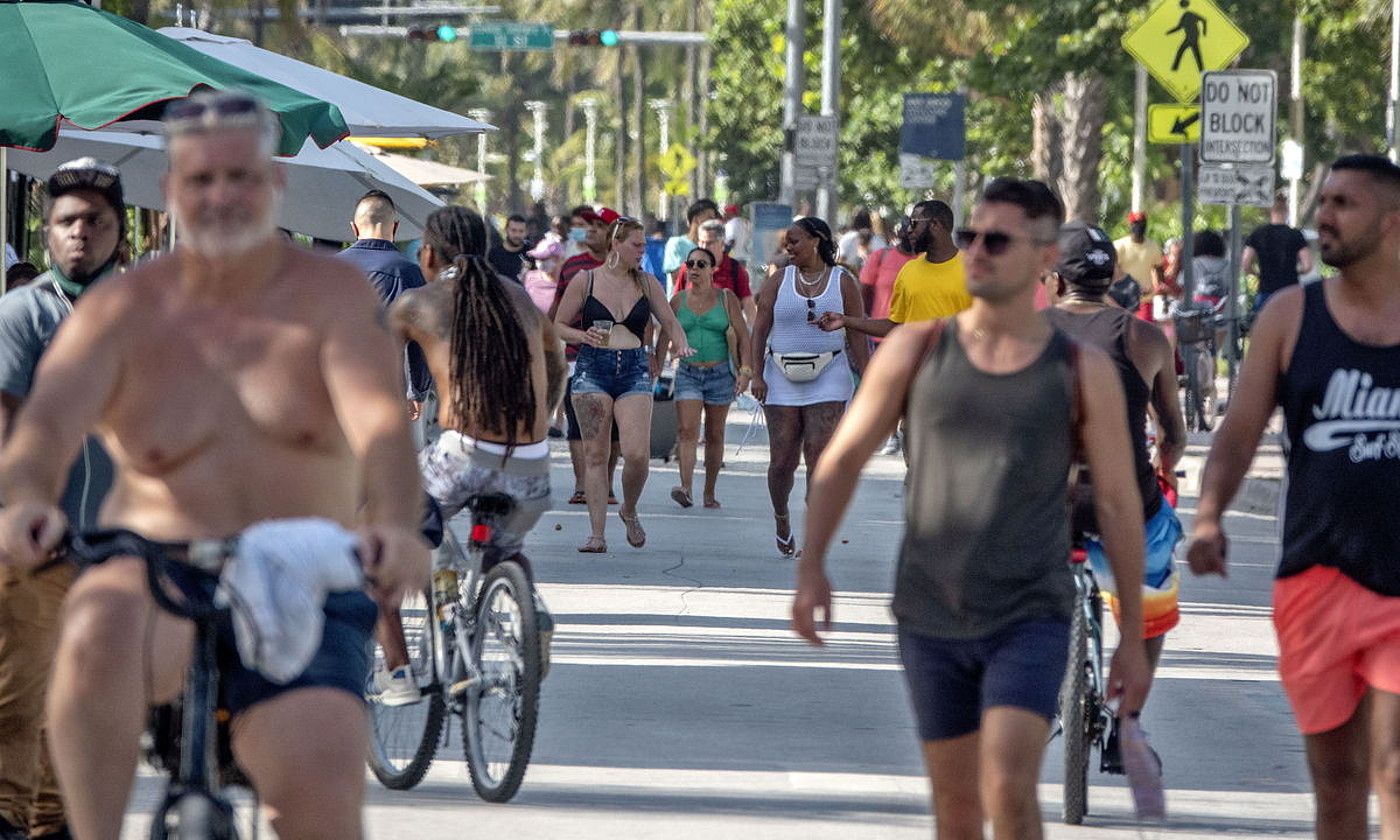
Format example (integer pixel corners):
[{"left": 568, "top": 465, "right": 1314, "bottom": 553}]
[
  {"left": 159, "top": 28, "right": 494, "bottom": 139},
  {"left": 5, "top": 129, "right": 444, "bottom": 242},
  {"left": 356, "top": 146, "right": 491, "bottom": 187}
]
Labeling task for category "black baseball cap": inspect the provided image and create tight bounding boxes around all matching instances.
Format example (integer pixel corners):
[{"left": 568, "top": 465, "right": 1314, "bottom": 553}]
[
  {"left": 46, "top": 157, "right": 126, "bottom": 230},
  {"left": 1055, "top": 220, "right": 1116, "bottom": 286}
]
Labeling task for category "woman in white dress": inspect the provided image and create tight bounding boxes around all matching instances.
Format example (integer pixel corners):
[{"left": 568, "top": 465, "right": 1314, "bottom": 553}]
[{"left": 749, "top": 217, "right": 869, "bottom": 556}]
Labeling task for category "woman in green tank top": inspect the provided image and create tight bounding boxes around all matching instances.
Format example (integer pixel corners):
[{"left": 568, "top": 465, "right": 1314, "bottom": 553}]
[{"left": 658, "top": 247, "right": 752, "bottom": 508}]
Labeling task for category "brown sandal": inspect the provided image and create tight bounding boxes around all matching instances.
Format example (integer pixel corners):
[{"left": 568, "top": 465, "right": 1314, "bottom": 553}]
[
  {"left": 568, "top": 490, "right": 587, "bottom": 505},
  {"left": 670, "top": 486, "right": 694, "bottom": 508},
  {"left": 618, "top": 511, "right": 646, "bottom": 548},
  {"left": 577, "top": 536, "right": 608, "bottom": 553},
  {"left": 703, "top": 497, "right": 721, "bottom": 509}
]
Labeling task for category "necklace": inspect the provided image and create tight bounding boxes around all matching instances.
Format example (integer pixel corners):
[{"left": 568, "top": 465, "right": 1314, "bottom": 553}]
[{"left": 796, "top": 265, "right": 827, "bottom": 288}]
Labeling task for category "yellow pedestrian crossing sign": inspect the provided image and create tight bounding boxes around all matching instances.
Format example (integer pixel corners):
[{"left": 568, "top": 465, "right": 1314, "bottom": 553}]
[
  {"left": 1148, "top": 103, "right": 1201, "bottom": 144},
  {"left": 1122, "top": 0, "right": 1250, "bottom": 104}
]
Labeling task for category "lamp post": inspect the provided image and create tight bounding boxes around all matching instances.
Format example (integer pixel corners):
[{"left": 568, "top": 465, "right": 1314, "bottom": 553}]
[
  {"left": 649, "top": 98, "right": 672, "bottom": 221},
  {"left": 524, "top": 100, "right": 548, "bottom": 202},
  {"left": 581, "top": 98, "right": 599, "bottom": 203},
  {"left": 468, "top": 108, "right": 490, "bottom": 211}
]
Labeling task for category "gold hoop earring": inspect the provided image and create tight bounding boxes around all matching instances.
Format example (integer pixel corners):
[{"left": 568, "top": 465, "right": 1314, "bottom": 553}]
[{"left": 606, "top": 251, "right": 620, "bottom": 269}]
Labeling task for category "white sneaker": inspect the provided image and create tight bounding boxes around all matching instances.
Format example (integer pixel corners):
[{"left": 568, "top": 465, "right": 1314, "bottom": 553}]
[{"left": 375, "top": 664, "right": 422, "bottom": 707}]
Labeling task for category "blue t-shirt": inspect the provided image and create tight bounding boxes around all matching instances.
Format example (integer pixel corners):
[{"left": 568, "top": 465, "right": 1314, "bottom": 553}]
[
  {"left": 338, "top": 239, "right": 433, "bottom": 399},
  {"left": 0, "top": 274, "right": 113, "bottom": 529}
]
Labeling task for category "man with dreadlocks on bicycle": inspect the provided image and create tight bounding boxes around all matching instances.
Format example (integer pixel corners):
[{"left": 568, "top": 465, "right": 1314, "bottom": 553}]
[{"left": 373, "top": 206, "right": 567, "bottom": 705}]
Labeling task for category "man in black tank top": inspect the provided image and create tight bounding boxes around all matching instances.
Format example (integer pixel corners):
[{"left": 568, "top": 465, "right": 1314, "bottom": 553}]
[
  {"left": 1189, "top": 155, "right": 1400, "bottom": 838},
  {"left": 794, "top": 179, "right": 1149, "bottom": 838},
  {"left": 1045, "top": 222, "right": 1188, "bottom": 739}
]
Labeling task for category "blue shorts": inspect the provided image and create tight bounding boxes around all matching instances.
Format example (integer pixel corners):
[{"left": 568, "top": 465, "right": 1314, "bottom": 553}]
[
  {"left": 572, "top": 346, "right": 653, "bottom": 400},
  {"left": 674, "top": 363, "right": 734, "bottom": 404},
  {"left": 897, "top": 617, "right": 1070, "bottom": 741},
  {"left": 217, "top": 591, "right": 377, "bottom": 716}
]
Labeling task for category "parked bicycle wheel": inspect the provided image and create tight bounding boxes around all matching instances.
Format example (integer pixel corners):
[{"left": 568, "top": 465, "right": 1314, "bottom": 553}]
[
  {"left": 367, "top": 589, "right": 446, "bottom": 790},
  {"left": 1060, "top": 603, "right": 1091, "bottom": 825},
  {"left": 1196, "top": 347, "right": 1217, "bottom": 430},
  {"left": 463, "top": 561, "right": 541, "bottom": 803}
]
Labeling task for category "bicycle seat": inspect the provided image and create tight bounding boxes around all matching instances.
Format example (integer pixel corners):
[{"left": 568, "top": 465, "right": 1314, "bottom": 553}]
[{"left": 466, "top": 493, "right": 516, "bottom": 520}]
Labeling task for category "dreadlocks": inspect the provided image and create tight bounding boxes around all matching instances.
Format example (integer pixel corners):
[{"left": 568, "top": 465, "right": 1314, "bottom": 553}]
[{"left": 421, "top": 206, "right": 536, "bottom": 445}]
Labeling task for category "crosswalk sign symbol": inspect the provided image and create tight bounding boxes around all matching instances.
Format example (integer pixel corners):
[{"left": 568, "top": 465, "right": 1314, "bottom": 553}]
[{"left": 1122, "top": 0, "right": 1250, "bottom": 103}]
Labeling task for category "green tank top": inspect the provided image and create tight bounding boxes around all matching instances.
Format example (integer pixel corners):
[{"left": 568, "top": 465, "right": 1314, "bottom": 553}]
[{"left": 676, "top": 291, "right": 731, "bottom": 364}]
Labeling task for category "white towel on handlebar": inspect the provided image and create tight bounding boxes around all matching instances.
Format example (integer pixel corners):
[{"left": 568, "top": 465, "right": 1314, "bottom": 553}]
[{"left": 217, "top": 518, "right": 364, "bottom": 684}]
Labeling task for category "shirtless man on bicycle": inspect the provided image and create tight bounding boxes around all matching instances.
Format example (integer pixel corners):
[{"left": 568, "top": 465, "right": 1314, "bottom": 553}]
[
  {"left": 0, "top": 91, "right": 428, "bottom": 839},
  {"left": 373, "top": 205, "right": 566, "bottom": 702}
]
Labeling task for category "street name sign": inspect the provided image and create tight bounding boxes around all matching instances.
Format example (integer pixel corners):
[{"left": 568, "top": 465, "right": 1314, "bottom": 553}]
[
  {"left": 469, "top": 22, "right": 553, "bottom": 51},
  {"left": 795, "top": 115, "right": 838, "bottom": 169},
  {"left": 1198, "top": 162, "right": 1274, "bottom": 207},
  {"left": 1148, "top": 103, "right": 1201, "bottom": 144},
  {"left": 900, "top": 93, "right": 966, "bottom": 161},
  {"left": 1200, "top": 70, "right": 1277, "bottom": 164},
  {"left": 1121, "top": 0, "right": 1249, "bottom": 103}
]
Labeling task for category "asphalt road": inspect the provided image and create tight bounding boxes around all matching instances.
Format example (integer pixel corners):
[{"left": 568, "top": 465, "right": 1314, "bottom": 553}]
[{"left": 122, "top": 410, "right": 1368, "bottom": 838}]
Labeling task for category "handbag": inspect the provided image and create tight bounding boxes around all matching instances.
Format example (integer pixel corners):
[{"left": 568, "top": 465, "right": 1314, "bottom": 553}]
[{"left": 772, "top": 350, "right": 840, "bottom": 383}]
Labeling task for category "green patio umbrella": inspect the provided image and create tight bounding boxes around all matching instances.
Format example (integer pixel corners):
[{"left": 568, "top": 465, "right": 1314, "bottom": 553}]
[{"left": 0, "top": 0, "right": 349, "bottom": 155}]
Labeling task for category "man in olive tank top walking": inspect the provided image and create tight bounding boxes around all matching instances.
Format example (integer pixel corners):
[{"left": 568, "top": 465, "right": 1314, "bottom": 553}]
[
  {"left": 1189, "top": 155, "right": 1400, "bottom": 840},
  {"left": 794, "top": 178, "right": 1149, "bottom": 838}
]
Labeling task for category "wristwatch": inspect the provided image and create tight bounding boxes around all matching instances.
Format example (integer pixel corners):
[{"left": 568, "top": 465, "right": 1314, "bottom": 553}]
[{"left": 738, "top": 365, "right": 753, "bottom": 376}]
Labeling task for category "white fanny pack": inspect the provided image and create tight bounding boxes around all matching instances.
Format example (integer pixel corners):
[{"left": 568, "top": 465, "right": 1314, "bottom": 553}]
[{"left": 772, "top": 349, "right": 841, "bottom": 383}]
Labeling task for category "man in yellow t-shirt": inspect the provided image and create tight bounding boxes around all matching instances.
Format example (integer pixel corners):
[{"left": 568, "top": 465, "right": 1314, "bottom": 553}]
[
  {"left": 817, "top": 199, "right": 970, "bottom": 338},
  {"left": 1113, "top": 211, "right": 1164, "bottom": 303}
]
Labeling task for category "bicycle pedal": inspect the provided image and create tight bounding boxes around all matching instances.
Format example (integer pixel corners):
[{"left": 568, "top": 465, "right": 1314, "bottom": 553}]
[{"left": 449, "top": 675, "right": 480, "bottom": 697}]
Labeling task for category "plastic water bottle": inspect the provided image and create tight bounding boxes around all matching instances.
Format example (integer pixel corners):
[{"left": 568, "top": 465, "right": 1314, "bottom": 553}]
[{"left": 1120, "top": 715, "right": 1166, "bottom": 821}]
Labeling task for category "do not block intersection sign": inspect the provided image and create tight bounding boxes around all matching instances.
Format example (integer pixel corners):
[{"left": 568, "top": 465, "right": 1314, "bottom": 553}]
[{"left": 1200, "top": 70, "right": 1277, "bottom": 164}]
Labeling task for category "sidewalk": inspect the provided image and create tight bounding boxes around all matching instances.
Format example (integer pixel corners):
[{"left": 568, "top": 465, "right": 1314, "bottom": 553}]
[{"left": 1178, "top": 429, "right": 1284, "bottom": 514}]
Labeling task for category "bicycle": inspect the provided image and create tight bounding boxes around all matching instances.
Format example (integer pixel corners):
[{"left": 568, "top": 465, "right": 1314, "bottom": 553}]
[
  {"left": 41, "top": 529, "right": 258, "bottom": 840},
  {"left": 1056, "top": 546, "right": 1115, "bottom": 826},
  {"left": 366, "top": 493, "right": 543, "bottom": 803},
  {"left": 1173, "top": 301, "right": 1224, "bottom": 432}
]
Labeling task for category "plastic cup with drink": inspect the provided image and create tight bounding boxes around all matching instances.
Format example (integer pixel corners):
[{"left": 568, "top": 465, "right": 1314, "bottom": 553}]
[{"left": 591, "top": 320, "right": 613, "bottom": 348}]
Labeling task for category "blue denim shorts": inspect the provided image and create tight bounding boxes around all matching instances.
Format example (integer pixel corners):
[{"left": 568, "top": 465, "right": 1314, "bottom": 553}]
[
  {"left": 218, "top": 591, "right": 377, "bottom": 716},
  {"left": 674, "top": 363, "right": 735, "bottom": 405},
  {"left": 572, "top": 346, "right": 653, "bottom": 399},
  {"left": 898, "top": 617, "right": 1070, "bottom": 741}
]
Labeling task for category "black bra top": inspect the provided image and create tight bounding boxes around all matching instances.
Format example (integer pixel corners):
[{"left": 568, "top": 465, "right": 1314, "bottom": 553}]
[{"left": 582, "top": 271, "right": 651, "bottom": 340}]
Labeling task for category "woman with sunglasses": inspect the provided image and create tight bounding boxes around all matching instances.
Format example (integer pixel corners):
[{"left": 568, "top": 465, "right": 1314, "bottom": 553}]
[
  {"left": 750, "top": 217, "right": 869, "bottom": 557},
  {"left": 658, "top": 247, "right": 753, "bottom": 509},
  {"left": 555, "top": 218, "right": 695, "bottom": 552}
]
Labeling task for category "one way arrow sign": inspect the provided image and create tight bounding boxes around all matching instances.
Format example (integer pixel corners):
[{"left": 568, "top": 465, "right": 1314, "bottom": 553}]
[{"left": 1148, "top": 103, "right": 1201, "bottom": 145}]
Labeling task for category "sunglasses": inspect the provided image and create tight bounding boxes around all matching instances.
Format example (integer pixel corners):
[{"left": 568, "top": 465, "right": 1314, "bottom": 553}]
[
  {"left": 164, "top": 92, "right": 264, "bottom": 130},
  {"left": 954, "top": 228, "right": 1042, "bottom": 256},
  {"left": 685, "top": 259, "right": 714, "bottom": 269},
  {"left": 806, "top": 298, "right": 816, "bottom": 322}
]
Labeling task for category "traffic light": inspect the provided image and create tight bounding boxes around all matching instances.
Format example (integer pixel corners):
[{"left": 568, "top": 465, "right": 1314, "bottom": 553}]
[
  {"left": 567, "top": 29, "right": 620, "bottom": 47},
  {"left": 407, "top": 24, "right": 460, "bottom": 43}
]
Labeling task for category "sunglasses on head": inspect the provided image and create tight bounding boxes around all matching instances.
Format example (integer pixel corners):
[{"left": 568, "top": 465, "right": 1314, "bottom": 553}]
[
  {"left": 685, "top": 259, "right": 714, "bottom": 269},
  {"left": 953, "top": 228, "right": 1040, "bottom": 256},
  {"left": 164, "top": 91, "right": 263, "bottom": 125}
]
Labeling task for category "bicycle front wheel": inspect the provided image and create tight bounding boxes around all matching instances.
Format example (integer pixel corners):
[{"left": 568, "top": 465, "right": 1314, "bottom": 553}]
[
  {"left": 367, "top": 589, "right": 446, "bottom": 790},
  {"left": 463, "top": 561, "right": 541, "bottom": 803},
  {"left": 1060, "top": 603, "right": 1091, "bottom": 825},
  {"left": 1197, "top": 348, "right": 1217, "bottom": 430}
]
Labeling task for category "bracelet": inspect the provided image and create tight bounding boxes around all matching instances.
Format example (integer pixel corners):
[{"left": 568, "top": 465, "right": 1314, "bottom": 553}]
[{"left": 738, "top": 366, "right": 753, "bottom": 376}]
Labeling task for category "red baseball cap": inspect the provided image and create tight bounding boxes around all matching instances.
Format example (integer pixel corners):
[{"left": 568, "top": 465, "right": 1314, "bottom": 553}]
[
  {"left": 597, "top": 207, "right": 621, "bottom": 225},
  {"left": 1127, "top": 211, "right": 1147, "bottom": 224},
  {"left": 724, "top": 203, "right": 740, "bottom": 217}
]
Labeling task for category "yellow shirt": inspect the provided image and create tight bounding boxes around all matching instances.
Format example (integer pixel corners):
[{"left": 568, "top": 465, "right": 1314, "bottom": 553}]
[
  {"left": 1113, "top": 236, "right": 1163, "bottom": 293},
  {"left": 888, "top": 251, "right": 971, "bottom": 323}
]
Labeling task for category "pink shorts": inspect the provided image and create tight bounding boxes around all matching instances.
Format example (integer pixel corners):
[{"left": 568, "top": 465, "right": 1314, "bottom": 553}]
[{"left": 1273, "top": 565, "right": 1400, "bottom": 735}]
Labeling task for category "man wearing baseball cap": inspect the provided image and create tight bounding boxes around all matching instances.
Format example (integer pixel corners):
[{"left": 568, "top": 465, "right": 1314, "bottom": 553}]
[
  {"left": 0, "top": 158, "right": 122, "bottom": 840},
  {"left": 1043, "top": 219, "right": 1187, "bottom": 770},
  {"left": 1113, "top": 211, "right": 1165, "bottom": 321}
]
